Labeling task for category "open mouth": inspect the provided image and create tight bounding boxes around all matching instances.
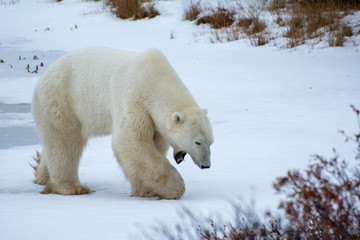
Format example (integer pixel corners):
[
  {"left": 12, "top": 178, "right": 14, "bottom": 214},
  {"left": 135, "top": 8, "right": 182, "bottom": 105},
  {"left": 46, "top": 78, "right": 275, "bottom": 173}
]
[{"left": 174, "top": 151, "right": 187, "bottom": 164}]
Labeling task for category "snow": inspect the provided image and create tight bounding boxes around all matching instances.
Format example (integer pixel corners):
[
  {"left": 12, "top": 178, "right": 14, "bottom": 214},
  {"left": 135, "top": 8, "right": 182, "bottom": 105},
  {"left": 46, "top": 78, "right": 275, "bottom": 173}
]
[{"left": 1, "top": 0, "right": 360, "bottom": 239}]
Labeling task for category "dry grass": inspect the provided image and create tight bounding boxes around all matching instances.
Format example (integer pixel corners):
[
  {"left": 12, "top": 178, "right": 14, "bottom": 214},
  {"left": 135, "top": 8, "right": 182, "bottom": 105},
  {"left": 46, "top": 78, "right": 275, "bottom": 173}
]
[
  {"left": 278, "top": 0, "right": 359, "bottom": 48},
  {"left": 237, "top": 4, "right": 270, "bottom": 46},
  {"left": 196, "top": 3, "right": 236, "bottom": 29},
  {"left": 210, "top": 27, "right": 242, "bottom": 43},
  {"left": 268, "top": 0, "right": 287, "bottom": 10},
  {"left": 184, "top": 0, "right": 202, "bottom": 21},
  {"left": 106, "top": 0, "right": 159, "bottom": 20},
  {"left": 275, "top": 11, "right": 286, "bottom": 27},
  {"left": 284, "top": 10, "right": 305, "bottom": 39},
  {"left": 251, "top": 34, "right": 272, "bottom": 46},
  {"left": 182, "top": 0, "right": 358, "bottom": 47},
  {"left": 188, "top": 2, "right": 270, "bottom": 46},
  {"left": 328, "top": 23, "right": 354, "bottom": 46},
  {"left": 238, "top": 16, "right": 267, "bottom": 36}
]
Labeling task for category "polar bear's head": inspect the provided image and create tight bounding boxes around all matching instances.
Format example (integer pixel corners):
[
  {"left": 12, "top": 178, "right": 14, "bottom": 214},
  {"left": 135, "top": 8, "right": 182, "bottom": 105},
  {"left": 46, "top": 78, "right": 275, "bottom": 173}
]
[{"left": 166, "top": 107, "right": 214, "bottom": 169}]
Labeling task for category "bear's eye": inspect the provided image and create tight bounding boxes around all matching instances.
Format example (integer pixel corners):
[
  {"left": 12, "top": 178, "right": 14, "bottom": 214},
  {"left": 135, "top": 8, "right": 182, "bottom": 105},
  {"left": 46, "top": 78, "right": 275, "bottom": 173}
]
[{"left": 195, "top": 142, "right": 201, "bottom": 145}]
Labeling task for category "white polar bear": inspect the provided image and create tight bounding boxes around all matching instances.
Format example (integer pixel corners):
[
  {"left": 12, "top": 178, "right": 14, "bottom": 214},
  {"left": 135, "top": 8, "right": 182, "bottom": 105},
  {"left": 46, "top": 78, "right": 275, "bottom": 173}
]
[{"left": 31, "top": 47, "right": 214, "bottom": 199}]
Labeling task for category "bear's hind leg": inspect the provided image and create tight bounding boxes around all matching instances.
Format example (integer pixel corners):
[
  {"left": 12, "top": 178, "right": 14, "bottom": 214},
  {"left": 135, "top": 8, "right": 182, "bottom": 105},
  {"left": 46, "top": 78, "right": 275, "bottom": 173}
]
[{"left": 40, "top": 123, "right": 93, "bottom": 195}]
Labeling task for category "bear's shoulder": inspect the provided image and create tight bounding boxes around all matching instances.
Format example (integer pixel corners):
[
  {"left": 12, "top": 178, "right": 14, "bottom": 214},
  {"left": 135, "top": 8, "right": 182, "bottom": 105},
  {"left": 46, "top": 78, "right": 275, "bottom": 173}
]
[{"left": 141, "top": 48, "right": 168, "bottom": 63}]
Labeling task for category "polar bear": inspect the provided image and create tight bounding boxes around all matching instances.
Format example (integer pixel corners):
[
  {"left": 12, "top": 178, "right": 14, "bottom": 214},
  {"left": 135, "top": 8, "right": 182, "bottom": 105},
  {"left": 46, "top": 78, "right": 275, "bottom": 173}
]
[{"left": 31, "top": 47, "right": 213, "bottom": 199}]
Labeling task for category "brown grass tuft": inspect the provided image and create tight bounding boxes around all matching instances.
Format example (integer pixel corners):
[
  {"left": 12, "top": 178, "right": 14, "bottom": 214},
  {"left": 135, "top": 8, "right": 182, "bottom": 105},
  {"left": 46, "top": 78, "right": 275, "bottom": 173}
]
[
  {"left": 284, "top": 12, "right": 305, "bottom": 39},
  {"left": 184, "top": 0, "right": 358, "bottom": 47},
  {"left": 251, "top": 34, "right": 272, "bottom": 46},
  {"left": 275, "top": 11, "right": 286, "bottom": 27},
  {"left": 107, "top": 0, "right": 159, "bottom": 20},
  {"left": 237, "top": 5, "right": 269, "bottom": 45},
  {"left": 237, "top": 18, "right": 252, "bottom": 29},
  {"left": 340, "top": 24, "right": 354, "bottom": 37},
  {"left": 196, "top": 4, "right": 236, "bottom": 29},
  {"left": 184, "top": 0, "right": 202, "bottom": 21},
  {"left": 238, "top": 16, "right": 268, "bottom": 45},
  {"left": 268, "top": 0, "right": 287, "bottom": 11},
  {"left": 328, "top": 23, "right": 354, "bottom": 46},
  {"left": 278, "top": 0, "right": 359, "bottom": 48}
]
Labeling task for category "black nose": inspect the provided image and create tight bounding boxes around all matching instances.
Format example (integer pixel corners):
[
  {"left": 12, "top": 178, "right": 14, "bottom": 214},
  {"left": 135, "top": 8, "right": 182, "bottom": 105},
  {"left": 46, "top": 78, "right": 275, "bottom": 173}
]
[{"left": 201, "top": 165, "right": 210, "bottom": 169}]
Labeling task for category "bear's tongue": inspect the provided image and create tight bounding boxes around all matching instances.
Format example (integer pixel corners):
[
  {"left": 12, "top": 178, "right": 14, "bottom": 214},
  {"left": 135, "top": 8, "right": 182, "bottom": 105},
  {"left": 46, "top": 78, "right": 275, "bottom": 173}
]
[{"left": 174, "top": 151, "right": 187, "bottom": 164}]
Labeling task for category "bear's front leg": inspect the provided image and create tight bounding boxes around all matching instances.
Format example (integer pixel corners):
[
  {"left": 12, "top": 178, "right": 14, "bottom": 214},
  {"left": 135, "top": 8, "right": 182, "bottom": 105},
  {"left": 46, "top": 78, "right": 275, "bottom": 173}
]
[{"left": 112, "top": 121, "right": 185, "bottom": 200}]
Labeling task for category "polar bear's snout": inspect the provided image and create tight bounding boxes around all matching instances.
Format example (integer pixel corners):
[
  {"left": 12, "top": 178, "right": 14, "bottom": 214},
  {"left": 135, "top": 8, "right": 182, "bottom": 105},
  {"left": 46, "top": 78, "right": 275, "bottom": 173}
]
[
  {"left": 190, "top": 143, "right": 211, "bottom": 169},
  {"left": 198, "top": 143, "right": 211, "bottom": 169}
]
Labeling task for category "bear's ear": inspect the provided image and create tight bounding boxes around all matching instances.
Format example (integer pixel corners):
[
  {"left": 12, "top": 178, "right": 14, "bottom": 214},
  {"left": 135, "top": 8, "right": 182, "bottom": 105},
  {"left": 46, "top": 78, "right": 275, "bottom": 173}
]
[
  {"left": 202, "top": 108, "right": 208, "bottom": 115},
  {"left": 172, "top": 112, "right": 184, "bottom": 124}
]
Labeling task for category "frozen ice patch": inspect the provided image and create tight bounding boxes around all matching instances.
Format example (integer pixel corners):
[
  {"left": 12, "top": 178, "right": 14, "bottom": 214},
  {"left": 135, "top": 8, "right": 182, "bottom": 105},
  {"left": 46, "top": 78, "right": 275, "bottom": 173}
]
[{"left": 0, "top": 102, "right": 39, "bottom": 149}]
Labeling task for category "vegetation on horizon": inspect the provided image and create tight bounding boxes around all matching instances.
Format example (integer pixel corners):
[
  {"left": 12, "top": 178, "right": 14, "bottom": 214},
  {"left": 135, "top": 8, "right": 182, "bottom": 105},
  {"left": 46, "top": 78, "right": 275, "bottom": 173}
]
[
  {"left": 50, "top": 0, "right": 360, "bottom": 48},
  {"left": 183, "top": 0, "right": 359, "bottom": 47}
]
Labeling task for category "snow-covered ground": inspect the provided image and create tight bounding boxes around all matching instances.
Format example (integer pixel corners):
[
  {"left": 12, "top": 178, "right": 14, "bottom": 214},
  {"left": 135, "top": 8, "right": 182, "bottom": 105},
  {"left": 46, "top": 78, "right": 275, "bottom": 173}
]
[{"left": 1, "top": 1, "right": 359, "bottom": 239}]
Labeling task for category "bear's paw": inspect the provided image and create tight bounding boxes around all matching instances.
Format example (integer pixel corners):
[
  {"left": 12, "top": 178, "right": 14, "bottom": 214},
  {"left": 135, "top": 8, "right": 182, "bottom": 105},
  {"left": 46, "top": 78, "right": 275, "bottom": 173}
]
[{"left": 41, "top": 183, "right": 95, "bottom": 195}]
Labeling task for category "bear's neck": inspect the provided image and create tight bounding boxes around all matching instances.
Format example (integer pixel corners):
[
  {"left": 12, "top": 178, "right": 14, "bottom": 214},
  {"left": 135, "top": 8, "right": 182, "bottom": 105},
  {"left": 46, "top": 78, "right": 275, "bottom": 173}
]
[{"left": 147, "top": 81, "right": 199, "bottom": 133}]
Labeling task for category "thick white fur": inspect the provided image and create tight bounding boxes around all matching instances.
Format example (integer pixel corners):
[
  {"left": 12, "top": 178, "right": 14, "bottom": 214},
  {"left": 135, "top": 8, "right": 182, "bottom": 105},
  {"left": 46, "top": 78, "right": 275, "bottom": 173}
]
[{"left": 32, "top": 47, "right": 213, "bottom": 199}]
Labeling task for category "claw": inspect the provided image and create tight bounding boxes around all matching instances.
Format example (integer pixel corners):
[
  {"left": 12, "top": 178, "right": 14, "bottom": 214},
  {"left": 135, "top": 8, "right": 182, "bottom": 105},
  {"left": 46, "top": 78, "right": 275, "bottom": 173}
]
[
  {"left": 30, "top": 151, "right": 41, "bottom": 174},
  {"left": 33, "top": 151, "right": 41, "bottom": 164},
  {"left": 29, "top": 163, "right": 37, "bottom": 171}
]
